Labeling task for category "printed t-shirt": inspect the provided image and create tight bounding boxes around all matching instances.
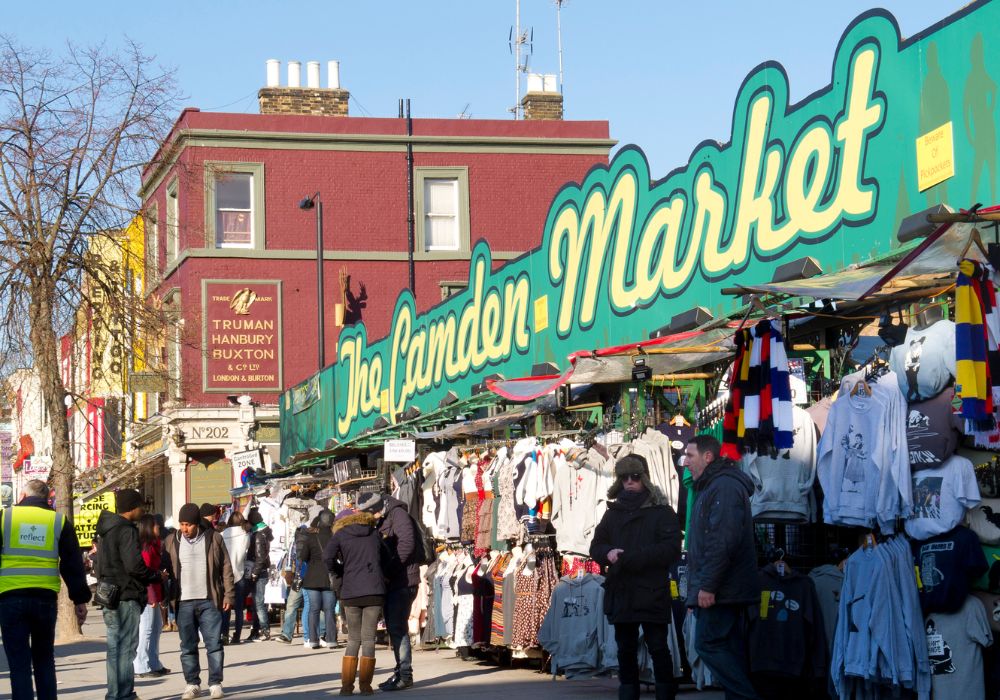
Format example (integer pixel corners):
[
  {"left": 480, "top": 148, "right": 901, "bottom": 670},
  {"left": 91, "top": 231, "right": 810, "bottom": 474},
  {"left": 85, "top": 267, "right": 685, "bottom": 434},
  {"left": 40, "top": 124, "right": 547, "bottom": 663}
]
[
  {"left": 889, "top": 320, "right": 956, "bottom": 402},
  {"left": 905, "top": 455, "right": 980, "bottom": 540},
  {"left": 905, "top": 389, "right": 961, "bottom": 471},
  {"left": 924, "top": 595, "right": 992, "bottom": 699},
  {"left": 913, "top": 526, "right": 989, "bottom": 614}
]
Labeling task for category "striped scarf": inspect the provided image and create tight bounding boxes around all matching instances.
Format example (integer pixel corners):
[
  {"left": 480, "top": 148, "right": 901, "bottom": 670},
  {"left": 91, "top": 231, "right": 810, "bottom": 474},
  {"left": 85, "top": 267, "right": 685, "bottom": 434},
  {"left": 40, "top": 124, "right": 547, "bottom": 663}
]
[
  {"left": 956, "top": 259, "right": 1000, "bottom": 432},
  {"left": 721, "top": 320, "right": 795, "bottom": 458}
]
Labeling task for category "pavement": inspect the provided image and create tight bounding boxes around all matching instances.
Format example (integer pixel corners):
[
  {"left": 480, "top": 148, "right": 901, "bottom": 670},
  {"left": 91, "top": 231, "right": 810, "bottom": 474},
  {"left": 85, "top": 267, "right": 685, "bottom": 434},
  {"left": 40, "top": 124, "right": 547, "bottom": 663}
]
[{"left": 0, "top": 614, "right": 725, "bottom": 699}]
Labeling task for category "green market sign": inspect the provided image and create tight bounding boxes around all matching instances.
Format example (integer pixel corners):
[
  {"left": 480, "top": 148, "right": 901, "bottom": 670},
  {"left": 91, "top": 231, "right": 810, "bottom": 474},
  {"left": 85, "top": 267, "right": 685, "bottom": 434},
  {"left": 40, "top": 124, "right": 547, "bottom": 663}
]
[{"left": 282, "top": 1, "right": 1000, "bottom": 456}]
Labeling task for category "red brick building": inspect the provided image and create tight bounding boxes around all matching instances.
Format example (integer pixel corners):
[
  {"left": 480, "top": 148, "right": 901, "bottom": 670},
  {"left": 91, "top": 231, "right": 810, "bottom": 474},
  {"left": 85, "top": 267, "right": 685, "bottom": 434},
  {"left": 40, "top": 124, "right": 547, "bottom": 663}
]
[{"left": 132, "top": 64, "right": 614, "bottom": 517}]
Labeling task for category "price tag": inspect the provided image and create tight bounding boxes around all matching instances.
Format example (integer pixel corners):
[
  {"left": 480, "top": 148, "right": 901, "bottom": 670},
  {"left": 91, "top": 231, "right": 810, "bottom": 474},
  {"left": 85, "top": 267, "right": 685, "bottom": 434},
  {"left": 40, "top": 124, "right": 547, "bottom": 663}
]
[
  {"left": 926, "top": 633, "right": 944, "bottom": 657},
  {"left": 915, "top": 565, "right": 923, "bottom": 590},
  {"left": 670, "top": 580, "right": 679, "bottom": 599},
  {"left": 759, "top": 590, "right": 771, "bottom": 619}
]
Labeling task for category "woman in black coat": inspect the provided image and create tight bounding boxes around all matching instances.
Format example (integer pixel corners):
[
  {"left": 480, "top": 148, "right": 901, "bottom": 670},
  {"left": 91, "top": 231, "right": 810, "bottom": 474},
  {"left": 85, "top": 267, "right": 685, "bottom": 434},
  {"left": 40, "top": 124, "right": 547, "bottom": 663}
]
[
  {"left": 301, "top": 509, "right": 339, "bottom": 649},
  {"left": 323, "top": 494, "right": 389, "bottom": 696},
  {"left": 590, "top": 454, "right": 682, "bottom": 700}
]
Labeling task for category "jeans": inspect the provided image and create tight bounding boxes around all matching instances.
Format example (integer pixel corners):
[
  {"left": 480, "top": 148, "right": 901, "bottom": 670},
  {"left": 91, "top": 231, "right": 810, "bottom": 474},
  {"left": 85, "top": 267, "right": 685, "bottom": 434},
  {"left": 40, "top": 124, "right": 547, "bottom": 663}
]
[
  {"left": 133, "top": 603, "right": 164, "bottom": 674},
  {"left": 222, "top": 578, "right": 250, "bottom": 639},
  {"left": 253, "top": 576, "right": 269, "bottom": 632},
  {"left": 0, "top": 593, "right": 59, "bottom": 700},
  {"left": 281, "top": 586, "right": 305, "bottom": 639},
  {"left": 694, "top": 605, "right": 760, "bottom": 700},
  {"left": 307, "top": 588, "right": 338, "bottom": 644},
  {"left": 384, "top": 586, "right": 417, "bottom": 679},
  {"left": 614, "top": 621, "right": 675, "bottom": 688},
  {"left": 104, "top": 599, "right": 142, "bottom": 700},
  {"left": 177, "top": 599, "right": 224, "bottom": 687},
  {"left": 344, "top": 605, "right": 382, "bottom": 658}
]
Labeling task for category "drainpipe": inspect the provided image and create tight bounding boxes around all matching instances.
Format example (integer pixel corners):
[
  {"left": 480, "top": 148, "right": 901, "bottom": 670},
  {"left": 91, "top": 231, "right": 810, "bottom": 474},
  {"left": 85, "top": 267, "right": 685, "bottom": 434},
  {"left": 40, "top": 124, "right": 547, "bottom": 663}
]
[{"left": 405, "top": 98, "right": 416, "bottom": 297}]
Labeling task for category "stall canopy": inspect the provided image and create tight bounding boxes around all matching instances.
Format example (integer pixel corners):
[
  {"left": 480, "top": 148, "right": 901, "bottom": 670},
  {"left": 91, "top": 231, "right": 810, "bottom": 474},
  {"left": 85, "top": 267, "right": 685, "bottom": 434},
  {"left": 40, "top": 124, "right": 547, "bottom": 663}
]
[
  {"left": 731, "top": 215, "right": 996, "bottom": 301},
  {"left": 488, "top": 326, "right": 736, "bottom": 402}
]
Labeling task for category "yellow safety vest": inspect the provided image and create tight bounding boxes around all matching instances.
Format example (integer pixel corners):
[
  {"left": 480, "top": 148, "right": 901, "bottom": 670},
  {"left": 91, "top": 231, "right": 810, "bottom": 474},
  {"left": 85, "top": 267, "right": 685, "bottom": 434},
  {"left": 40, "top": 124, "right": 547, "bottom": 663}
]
[{"left": 0, "top": 505, "right": 63, "bottom": 594}]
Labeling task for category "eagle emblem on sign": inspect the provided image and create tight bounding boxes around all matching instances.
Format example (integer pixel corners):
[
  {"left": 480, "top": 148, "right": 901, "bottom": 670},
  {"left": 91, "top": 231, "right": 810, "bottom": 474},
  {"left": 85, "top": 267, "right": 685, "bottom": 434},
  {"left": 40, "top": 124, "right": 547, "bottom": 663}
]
[{"left": 230, "top": 288, "right": 257, "bottom": 315}]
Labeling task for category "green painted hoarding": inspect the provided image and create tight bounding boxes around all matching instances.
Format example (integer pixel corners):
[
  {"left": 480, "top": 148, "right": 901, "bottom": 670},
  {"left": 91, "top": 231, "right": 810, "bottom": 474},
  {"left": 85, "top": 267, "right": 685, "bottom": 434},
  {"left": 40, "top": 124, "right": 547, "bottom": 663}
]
[{"left": 282, "top": 2, "right": 1000, "bottom": 460}]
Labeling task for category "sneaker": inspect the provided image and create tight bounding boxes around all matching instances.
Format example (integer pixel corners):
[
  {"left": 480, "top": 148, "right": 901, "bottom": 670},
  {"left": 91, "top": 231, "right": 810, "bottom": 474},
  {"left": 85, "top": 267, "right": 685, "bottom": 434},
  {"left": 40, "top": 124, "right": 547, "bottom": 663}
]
[
  {"left": 228, "top": 634, "right": 241, "bottom": 645},
  {"left": 246, "top": 632, "right": 260, "bottom": 643},
  {"left": 303, "top": 640, "right": 311, "bottom": 648},
  {"left": 275, "top": 634, "right": 292, "bottom": 644},
  {"left": 383, "top": 676, "right": 414, "bottom": 692},
  {"left": 154, "top": 667, "right": 172, "bottom": 677},
  {"left": 181, "top": 685, "right": 202, "bottom": 700},
  {"left": 209, "top": 685, "right": 225, "bottom": 699},
  {"left": 319, "top": 639, "right": 330, "bottom": 648}
]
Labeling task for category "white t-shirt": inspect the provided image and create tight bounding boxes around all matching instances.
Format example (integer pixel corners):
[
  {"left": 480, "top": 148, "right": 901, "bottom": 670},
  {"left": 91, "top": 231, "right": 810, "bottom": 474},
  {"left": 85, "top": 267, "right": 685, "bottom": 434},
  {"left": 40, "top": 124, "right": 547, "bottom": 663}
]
[{"left": 905, "top": 455, "right": 981, "bottom": 540}]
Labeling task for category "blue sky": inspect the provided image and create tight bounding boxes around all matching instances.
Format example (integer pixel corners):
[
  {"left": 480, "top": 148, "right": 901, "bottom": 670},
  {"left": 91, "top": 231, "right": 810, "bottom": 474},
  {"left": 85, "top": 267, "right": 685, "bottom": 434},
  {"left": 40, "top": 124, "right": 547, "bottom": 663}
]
[{"left": 5, "top": 1, "right": 959, "bottom": 175}]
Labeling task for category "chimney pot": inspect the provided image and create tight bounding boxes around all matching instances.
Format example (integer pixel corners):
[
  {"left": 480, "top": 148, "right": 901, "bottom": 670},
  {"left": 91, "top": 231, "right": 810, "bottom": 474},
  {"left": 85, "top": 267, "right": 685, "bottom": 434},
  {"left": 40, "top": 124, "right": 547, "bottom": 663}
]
[
  {"left": 543, "top": 74, "right": 558, "bottom": 93},
  {"left": 328, "top": 60, "right": 341, "bottom": 89},
  {"left": 526, "top": 73, "right": 544, "bottom": 93},
  {"left": 307, "top": 61, "right": 321, "bottom": 88},
  {"left": 287, "top": 61, "right": 301, "bottom": 88},
  {"left": 265, "top": 59, "right": 280, "bottom": 88}
]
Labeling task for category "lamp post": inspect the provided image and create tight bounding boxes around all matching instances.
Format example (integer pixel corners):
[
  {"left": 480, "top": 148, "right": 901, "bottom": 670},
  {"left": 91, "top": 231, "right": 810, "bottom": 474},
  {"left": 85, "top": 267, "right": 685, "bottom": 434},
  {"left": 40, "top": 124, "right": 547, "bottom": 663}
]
[{"left": 299, "top": 193, "right": 325, "bottom": 370}]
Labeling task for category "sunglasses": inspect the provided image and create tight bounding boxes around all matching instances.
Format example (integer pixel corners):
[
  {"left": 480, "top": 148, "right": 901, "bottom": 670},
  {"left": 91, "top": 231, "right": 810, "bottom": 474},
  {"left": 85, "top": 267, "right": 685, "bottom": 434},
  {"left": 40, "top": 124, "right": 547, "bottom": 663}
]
[{"left": 622, "top": 473, "right": 644, "bottom": 482}]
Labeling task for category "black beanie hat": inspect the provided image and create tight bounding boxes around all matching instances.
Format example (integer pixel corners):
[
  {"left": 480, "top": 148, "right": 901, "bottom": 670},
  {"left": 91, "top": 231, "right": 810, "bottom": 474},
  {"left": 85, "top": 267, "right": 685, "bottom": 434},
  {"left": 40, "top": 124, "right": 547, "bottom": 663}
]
[
  {"left": 178, "top": 503, "right": 201, "bottom": 525},
  {"left": 199, "top": 503, "right": 219, "bottom": 519},
  {"left": 248, "top": 508, "right": 263, "bottom": 526},
  {"left": 115, "top": 489, "right": 144, "bottom": 514}
]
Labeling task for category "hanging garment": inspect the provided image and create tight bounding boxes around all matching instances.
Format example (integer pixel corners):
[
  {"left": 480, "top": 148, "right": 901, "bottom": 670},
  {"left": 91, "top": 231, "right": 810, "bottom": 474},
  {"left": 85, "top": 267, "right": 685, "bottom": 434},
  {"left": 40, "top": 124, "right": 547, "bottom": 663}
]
[
  {"left": 550, "top": 443, "right": 604, "bottom": 555},
  {"left": 510, "top": 552, "right": 558, "bottom": 649},
  {"left": 537, "top": 573, "right": 618, "bottom": 679},
  {"left": 453, "top": 559, "right": 475, "bottom": 647},
  {"left": 905, "top": 455, "right": 981, "bottom": 540},
  {"left": 955, "top": 260, "right": 1000, "bottom": 433},
  {"left": 924, "top": 595, "right": 993, "bottom": 699},
  {"left": 889, "top": 319, "right": 957, "bottom": 403},
  {"left": 914, "top": 525, "right": 989, "bottom": 613},
  {"left": 489, "top": 552, "right": 512, "bottom": 646},
  {"left": 741, "top": 405, "right": 818, "bottom": 522},
  {"left": 906, "top": 389, "right": 962, "bottom": 471},
  {"left": 749, "top": 563, "right": 828, "bottom": 689},
  {"left": 808, "top": 564, "right": 844, "bottom": 656}
]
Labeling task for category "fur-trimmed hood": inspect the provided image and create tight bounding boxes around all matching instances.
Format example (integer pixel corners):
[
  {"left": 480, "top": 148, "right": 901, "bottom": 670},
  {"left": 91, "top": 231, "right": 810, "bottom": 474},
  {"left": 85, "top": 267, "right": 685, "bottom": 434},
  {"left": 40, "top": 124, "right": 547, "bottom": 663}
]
[
  {"left": 607, "top": 473, "right": 668, "bottom": 506},
  {"left": 333, "top": 511, "right": 377, "bottom": 533}
]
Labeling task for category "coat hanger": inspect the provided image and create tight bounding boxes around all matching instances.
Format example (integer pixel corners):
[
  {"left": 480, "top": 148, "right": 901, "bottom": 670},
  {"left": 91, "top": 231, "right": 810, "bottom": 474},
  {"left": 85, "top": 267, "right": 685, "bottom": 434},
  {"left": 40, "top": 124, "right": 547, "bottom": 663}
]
[{"left": 958, "top": 227, "right": 990, "bottom": 264}]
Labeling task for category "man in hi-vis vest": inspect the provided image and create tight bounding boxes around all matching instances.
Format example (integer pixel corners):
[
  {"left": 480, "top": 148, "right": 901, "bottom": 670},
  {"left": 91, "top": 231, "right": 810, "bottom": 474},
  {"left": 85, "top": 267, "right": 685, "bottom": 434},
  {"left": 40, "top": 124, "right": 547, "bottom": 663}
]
[{"left": 0, "top": 479, "right": 91, "bottom": 700}]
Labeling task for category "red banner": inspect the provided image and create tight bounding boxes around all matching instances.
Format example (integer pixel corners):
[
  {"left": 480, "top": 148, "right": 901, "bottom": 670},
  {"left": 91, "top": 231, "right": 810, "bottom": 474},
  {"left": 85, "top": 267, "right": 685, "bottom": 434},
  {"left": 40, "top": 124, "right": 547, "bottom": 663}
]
[{"left": 203, "top": 281, "right": 282, "bottom": 392}]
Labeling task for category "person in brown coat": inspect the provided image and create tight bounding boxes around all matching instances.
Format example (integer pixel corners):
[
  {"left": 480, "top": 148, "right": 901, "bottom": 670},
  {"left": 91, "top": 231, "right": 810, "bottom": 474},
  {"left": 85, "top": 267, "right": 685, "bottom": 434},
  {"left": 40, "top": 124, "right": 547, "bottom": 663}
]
[{"left": 164, "top": 503, "right": 235, "bottom": 700}]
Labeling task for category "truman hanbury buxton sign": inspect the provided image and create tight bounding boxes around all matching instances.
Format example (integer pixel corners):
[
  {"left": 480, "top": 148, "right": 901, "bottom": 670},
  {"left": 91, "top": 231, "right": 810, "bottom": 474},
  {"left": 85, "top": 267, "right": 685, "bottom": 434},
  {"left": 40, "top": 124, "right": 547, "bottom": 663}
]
[{"left": 203, "top": 279, "right": 283, "bottom": 393}]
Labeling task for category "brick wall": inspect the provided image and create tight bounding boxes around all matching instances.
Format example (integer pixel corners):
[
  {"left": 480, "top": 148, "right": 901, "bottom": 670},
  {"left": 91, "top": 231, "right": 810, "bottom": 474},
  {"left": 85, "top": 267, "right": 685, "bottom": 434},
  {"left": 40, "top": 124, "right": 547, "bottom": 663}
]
[{"left": 258, "top": 87, "right": 350, "bottom": 116}]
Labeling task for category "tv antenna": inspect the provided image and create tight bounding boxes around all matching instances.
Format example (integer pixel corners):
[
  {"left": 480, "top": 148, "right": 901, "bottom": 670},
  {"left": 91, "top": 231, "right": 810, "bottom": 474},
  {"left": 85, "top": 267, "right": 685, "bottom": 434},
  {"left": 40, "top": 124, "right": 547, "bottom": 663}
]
[
  {"left": 458, "top": 103, "right": 472, "bottom": 119},
  {"left": 554, "top": 0, "right": 567, "bottom": 95},
  {"left": 508, "top": 0, "right": 533, "bottom": 119}
]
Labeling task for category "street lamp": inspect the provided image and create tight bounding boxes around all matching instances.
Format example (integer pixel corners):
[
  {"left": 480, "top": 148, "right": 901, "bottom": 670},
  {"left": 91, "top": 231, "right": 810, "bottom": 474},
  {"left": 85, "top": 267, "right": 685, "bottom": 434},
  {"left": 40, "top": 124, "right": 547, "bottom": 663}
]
[{"left": 299, "top": 193, "right": 325, "bottom": 371}]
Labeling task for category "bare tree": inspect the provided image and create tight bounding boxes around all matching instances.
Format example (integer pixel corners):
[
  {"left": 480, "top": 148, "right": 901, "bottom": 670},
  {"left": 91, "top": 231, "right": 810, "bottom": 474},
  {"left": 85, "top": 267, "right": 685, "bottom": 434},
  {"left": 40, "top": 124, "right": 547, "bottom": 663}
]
[{"left": 0, "top": 37, "right": 179, "bottom": 639}]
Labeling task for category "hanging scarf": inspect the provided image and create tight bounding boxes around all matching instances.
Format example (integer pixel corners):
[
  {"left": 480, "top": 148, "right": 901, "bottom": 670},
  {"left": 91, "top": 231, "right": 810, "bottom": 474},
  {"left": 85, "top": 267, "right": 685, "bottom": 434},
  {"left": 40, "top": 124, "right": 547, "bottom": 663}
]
[
  {"left": 721, "top": 319, "right": 794, "bottom": 459},
  {"left": 956, "top": 259, "right": 998, "bottom": 432}
]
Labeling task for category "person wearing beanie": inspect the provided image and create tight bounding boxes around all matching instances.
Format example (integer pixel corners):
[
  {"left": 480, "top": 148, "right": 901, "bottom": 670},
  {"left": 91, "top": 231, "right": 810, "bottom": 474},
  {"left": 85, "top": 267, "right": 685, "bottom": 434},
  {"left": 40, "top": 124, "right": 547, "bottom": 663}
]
[
  {"left": 244, "top": 507, "right": 273, "bottom": 642},
  {"left": 683, "top": 435, "right": 760, "bottom": 700},
  {"left": 356, "top": 492, "right": 383, "bottom": 514},
  {"left": 95, "top": 488, "right": 162, "bottom": 700},
  {"left": 590, "top": 454, "right": 682, "bottom": 700},
  {"left": 164, "top": 503, "right": 235, "bottom": 700},
  {"left": 324, "top": 506, "right": 391, "bottom": 695},
  {"left": 200, "top": 503, "right": 220, "bottom": 530},
  {"left": 298, "top": 509, "right": 341, "bottom": 650}
]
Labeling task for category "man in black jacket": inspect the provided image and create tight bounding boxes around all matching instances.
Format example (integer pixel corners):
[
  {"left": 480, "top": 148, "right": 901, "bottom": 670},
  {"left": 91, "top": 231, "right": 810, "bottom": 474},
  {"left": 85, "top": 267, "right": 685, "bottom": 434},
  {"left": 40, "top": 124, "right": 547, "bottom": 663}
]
[
  {"left": 96, "top": 488, "right": 162, "bottom": 700},
  {"left": 591, "top": 454, "right": 682, "bottom": 700},
  {"left": 0, "top": 479, "right": 91, "bottom": 700},
  {"left": 684, "top": 435, "right": 760, "bottom": 700},
  {"left": 373, "top": 494, "right": 420, "bottom": 691},
  {"left": 245, "top": 508, "right": 272, "bottom": 641}
]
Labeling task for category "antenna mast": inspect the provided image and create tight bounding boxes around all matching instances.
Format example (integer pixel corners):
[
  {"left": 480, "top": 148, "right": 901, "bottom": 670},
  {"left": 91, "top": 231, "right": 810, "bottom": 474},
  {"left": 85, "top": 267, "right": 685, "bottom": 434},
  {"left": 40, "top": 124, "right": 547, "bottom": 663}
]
[
  {"left": 556, "top": 0, "right": 565, "bottom": 95},
  {"left": 508, "top": 0, "right": 532, "bottom": 119}
]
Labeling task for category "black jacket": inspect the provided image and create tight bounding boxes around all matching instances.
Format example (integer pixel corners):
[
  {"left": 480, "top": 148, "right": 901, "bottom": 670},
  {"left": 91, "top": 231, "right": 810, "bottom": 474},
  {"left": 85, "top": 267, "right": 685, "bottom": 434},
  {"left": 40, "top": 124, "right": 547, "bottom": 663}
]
[
  {"left": 590, "top": 490, "right": 682, "bottom": 624},
  {"left": 247, "top": 526, "right": 273, "bottom": 580},
  {"left": 323, "top": 512, "right": 388, "bottom": 602},
  {"left": 95, "top": 509, "right": 160, "bottom": 604},
  {"left": 378, "top": 496, "right": 420, "bottom": 590},
  {"left": 0, "top": 497, "right": 92, "bottom": 604},
  {"left": 686, "top": 460, "right": 760, "bottom": 606},
  {"left": 300, "top": 526, "right": 333, "bottom": 590}
]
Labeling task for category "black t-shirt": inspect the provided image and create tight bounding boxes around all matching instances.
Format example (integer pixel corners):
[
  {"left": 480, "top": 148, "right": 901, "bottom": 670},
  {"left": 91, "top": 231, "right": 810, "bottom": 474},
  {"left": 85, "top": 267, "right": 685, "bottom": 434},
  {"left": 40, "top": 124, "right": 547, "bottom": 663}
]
[
  {"left": 906, "top": 389, "right": 960, "bottom": 471},
  {"left": 912, "top": 526, "right": 989, "bottom": 614}
]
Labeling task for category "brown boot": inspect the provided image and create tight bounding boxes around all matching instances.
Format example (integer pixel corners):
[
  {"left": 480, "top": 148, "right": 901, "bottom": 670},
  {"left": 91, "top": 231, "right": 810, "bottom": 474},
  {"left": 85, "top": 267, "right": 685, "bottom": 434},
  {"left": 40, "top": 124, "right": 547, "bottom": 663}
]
[
  {"left": 340, "top": 655, "right": 358, "bottom": 696},
  {"left": 358, "top": 656, "right": 377, "bottom": 696}
]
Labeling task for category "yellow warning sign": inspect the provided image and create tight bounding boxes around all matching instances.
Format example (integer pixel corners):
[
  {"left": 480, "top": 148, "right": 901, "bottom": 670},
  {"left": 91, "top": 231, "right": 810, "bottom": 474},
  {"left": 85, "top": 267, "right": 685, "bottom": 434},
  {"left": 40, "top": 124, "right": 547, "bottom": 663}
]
[{"left": 916, "top": 122, "right": 955, "bottom": 192}]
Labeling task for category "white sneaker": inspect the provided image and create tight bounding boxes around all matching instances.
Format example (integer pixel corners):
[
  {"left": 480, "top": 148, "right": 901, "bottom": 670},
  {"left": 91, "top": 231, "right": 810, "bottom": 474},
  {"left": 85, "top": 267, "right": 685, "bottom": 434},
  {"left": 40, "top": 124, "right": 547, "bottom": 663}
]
[
  {"left": 303, "top": 640, "right": 311, "bottom": 648},
  {"left": 209, "top": 685, "right": 225, "bottom": 699},
  {"left": 181, "top": 685, "right": 202, "bottom": 700},
  {"left": 319, "top": 639, "right": 329, "bottom": 648}
]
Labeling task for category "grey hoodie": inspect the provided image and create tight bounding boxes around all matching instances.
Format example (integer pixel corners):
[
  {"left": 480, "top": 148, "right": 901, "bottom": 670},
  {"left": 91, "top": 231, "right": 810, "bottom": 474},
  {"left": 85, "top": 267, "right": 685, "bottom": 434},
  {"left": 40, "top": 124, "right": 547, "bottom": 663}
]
[{"left": 537, "top": 573, "right": 618, "bottom": 678}]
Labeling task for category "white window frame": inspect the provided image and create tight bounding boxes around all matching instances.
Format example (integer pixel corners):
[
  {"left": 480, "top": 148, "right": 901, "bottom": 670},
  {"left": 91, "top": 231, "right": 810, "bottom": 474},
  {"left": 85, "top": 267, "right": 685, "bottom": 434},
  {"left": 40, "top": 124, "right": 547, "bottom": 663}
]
[
  {"left": 204, "top": 162, "right": 266, "bottom": 251},
  {"left": 414, "top": 167, "right": 470, "bottom": 258},
  {"left": 165, "top": 179, "right": 179, "bottom": 264}
]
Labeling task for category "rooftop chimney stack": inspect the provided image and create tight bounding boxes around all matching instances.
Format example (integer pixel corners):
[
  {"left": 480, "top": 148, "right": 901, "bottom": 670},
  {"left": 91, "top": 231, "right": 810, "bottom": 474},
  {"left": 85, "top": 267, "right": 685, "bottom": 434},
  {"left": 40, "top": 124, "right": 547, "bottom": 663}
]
[
  {"left": 259, "top": 59, "right": 350, "bottom": 117},
  {"left": 521, "top": 72, "right": 563, "bottom": 120}
]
